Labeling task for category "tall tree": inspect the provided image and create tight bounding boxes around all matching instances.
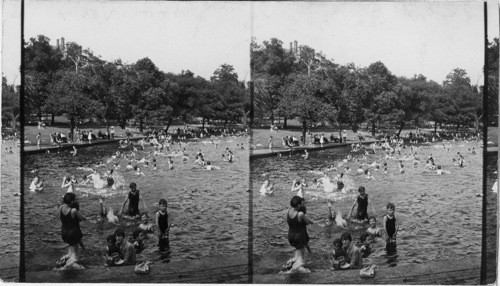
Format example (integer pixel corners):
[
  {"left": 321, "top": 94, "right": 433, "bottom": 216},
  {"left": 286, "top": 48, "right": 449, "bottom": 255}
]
[
  {"left": 278, "top": 73, "right": 336, "bottom": 143},
  {"left": 45, "top": 71, "right": 104, "bottom": 134},
  {"left": 24, "top": 35, "right": 64, "bottom": 121},
  {"left": 251, "top": 38, "right": 295, "bottom": 125},
  {"left": 442, "top": 68, "right": 479, "bottom": 131},
  {"left": 210, "top": 64, "right": 246, "bottom": 127},
  {"left": 362, "top": 61, "right": 397, "bottom": 136},
  {"left": 2, "top": 76, "right": 20, "bottom": 129}
]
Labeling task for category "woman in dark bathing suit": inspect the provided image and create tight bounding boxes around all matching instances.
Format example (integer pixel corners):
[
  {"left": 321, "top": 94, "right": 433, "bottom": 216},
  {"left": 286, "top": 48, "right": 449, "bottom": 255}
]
[
  {"left": 58, "top": 192, "right": 86, "bottom": 267},
  {"left": 286, "top": 195, "right": 313, "bottom": 270}
]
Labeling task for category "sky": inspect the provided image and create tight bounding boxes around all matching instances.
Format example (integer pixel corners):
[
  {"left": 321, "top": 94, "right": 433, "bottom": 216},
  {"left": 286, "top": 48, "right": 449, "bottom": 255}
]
[
  {"left": 2, "top": 1, "right": 499, "bottom": 86},
  {"left": 252, "top": 1, "right": 499, "bottom": 85}
]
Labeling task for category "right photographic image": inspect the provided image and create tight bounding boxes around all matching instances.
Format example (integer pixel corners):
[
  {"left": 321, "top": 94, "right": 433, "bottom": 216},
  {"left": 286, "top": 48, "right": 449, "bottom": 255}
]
[{"left": 249, "top": 2, "right": 498, "bottom": 284}]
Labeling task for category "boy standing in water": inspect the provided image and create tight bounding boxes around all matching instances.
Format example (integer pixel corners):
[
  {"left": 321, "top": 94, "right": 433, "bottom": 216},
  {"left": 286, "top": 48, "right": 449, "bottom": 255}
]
[
  {"left": 383, "top": 203, "right": 398, "bottom": 254},
  {"left": 348, "top": 186, "right": 375, "bottom": 222},
  {"left": 120, "top": 182, "right": 146, "bottom": 218},
  {"left": 156, "top": 199, "right": 170, "bottom": 252}
]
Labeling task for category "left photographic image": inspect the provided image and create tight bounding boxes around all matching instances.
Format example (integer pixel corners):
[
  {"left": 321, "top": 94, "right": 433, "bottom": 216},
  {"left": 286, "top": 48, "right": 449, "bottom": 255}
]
[
  {"left": 1, "top": 0, "right": 21, "bottom": 282},
  {"left": 21, "top": 1, "right": 251, "bottom": 282}
]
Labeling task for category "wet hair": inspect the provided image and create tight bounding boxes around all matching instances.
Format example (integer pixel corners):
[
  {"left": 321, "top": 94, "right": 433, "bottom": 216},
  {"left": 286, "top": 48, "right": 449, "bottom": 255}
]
[
  {"left": 364, "top": 169, "right": 369, "bottom": 175},
  {"left": 358, "top": 186, "right": 366, "bottom": 193},
  {"left": 340, "top": 173, "right": 344, "bottom": 178},
  {"left": 290, "top": 196, "right": 304, "bottom": 208},
  {"left": 106, "top": 234, "right": 116, "bottom": 244},
  {"left": 114, "top": 228, "right": 126, "bottom": 238},
  {"left": 340, "top": 232, "right": 352, "bottom": 242},
  {"left": 63, "top": 192, "right": 76, "bottom": 204},
  {"left": 129, "top": 182, "right": 137, "bottom": 188},
  {"left": 108, "top": 169, "right": 114, "bottom": 174},
  {"left": 386, "top": 202, "right": 395, "bottom": 210},
  {"left": 437, "top": 165, "right": 442, "bottom": 170},
  {"left": 159, "top": 198, "right": 168, "bottom": 206},
  {"left": 207, "top": 161, "right": 211, "bottom": 165},
  {"left": 333, "top": 238, "right": 343, "bottom": 248}
]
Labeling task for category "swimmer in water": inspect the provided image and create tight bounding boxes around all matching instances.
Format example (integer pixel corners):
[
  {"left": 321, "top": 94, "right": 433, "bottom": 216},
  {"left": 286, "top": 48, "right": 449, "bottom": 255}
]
[
  {"left": 206, "top": 161, "right": 221, "bottom": 170},
  {"left": 435, "top": 165, "right": 451, "bottom": 175},
  {"left": 291, "top": 179, "right": 304, "bottom": 198},
  {"left": 135, "top": 167, "right": 145, "bottom": 176},
  {"left": 366, "top": 217, "right": 382, "bottom": 237},
  {"left": 260, "top": 179, "right": 275, "bottom": 195},
  {"left": 302, "top": 150, "right": 309, "bottom": 160},
  {"left": 80, "top": 175, "right": 91, "bottom": 185},
  {"left": 29, "top": 176, "right": 45, "bottom": 192},
  {"left": 61, "top": 175, "right": 77, "bottom": 193}
]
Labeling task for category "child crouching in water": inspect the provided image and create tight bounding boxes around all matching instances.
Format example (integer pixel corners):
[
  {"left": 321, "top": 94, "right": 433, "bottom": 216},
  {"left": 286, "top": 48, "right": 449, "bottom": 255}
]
[
  {"left": 332, "top": 238, "right": 348, "bottom": 270},
  {"left": 156, "top": 199, "right": 170, "bottom": 252}
]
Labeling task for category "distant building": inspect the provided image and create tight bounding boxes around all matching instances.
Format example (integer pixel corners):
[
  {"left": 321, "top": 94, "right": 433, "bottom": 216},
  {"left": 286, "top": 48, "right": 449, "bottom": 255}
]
[{"left": 52, "top": 37, "right": 67, "bottom": 52}]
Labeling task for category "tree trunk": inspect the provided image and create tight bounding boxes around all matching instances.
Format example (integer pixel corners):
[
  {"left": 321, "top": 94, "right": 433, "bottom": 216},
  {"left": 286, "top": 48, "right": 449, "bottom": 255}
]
[
  {"left": 165, "top": 117, "right": 173, "bottom": 133},
  {"left": 339, "top": 123, "right": 343, "bottom": 143},
  {"left": 12, "top": 113, "right": 19, "bottom": 129},
  {"left": 456, "top": 122, "right": 460, "bottom": 132},
  {"left": 270, "top": 114, "right": 274, "bottom": 126},
  {"left": 397, "top": 122, "right": 404, "bottom": 138},
  {"left": 202, "top": 117, "right": 205, "bottom": 130},
  {"left": 434, "top": 121, "right": 437, "bottom": 134},
  {"left": 70, "top": 117, "right": 76, "bottom": 140},
  {"left": 284, "top": 117, "right": 288, "bottom": 128},
  {"left": 37, "top": 107, "right": 42, "bottom": 121},
  {"left": 302, "top": 120, "right": 307, "bottom": 144},
  {"left": 51, "top": 114, "right": 55, "bottom": 126},
  {"left": 106, "top": 119, "right": 110, "bottom": 140},
  {"left": 371, "top": 122, "right": 376, "bottom": 137},
  {"left": 475, "top": 114, "right": 483, "bottom": 132},
  {"left": 139, "top": 118, "right": 144, "bottom": 133}
]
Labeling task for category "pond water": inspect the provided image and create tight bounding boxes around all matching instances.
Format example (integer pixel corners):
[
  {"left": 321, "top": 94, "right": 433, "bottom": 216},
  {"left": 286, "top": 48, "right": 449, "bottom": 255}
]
[
  {"left": 0, "top": 140, "right": 20, "bottom": 281},
  {"left": 250, "top": 141, "right": 489, "bottom": 274},
  {"left": 23, "top": 137, "right": 250, "bottom": 273}
]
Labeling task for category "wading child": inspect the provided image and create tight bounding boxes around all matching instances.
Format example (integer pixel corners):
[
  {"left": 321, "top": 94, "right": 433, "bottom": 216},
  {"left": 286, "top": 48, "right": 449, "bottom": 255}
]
[
  {"left": 139, "top": 213, "right": 154, "bottom": 234},
  {"left": 332, "top": 238, "right": 347, "bottom": 270},
  {"left": 383, "top": 203, "right": 398, "bottom": 254},
  {"left": 366, "top": 217, "right": 382, "bottom": 237},
  {"left": 119, "top": 182, "right": 146, "bottom": 218},
  {"left": 156, "top": 199, "right": 170, "bottom": 252},
  {"left": 348, "top": 186, "right": 375, "bottom": 222}
]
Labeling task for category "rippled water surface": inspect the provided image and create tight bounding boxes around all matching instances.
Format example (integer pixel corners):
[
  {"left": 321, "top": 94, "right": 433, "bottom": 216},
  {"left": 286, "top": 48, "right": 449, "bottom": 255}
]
[
  {"left": 0, "top": 140, "right": 20, "bottom": 281},
  {"left": 251, "top": 141, "right": 488, "bottom": 274},
  {"left": 24, "top": 138, "right": 249, "bottom": 273}
]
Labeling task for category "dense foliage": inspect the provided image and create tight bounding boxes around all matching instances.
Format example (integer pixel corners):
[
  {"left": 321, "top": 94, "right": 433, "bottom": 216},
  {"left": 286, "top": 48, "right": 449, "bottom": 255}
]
[
  {"left": 23, "top": 35, "right": 247, "bottom": 132},
  {"left": 251, "top": 37, "right": 498, "bottom": 140}
]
